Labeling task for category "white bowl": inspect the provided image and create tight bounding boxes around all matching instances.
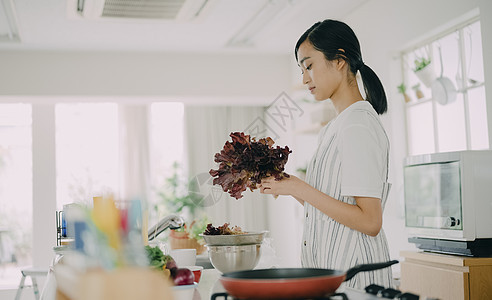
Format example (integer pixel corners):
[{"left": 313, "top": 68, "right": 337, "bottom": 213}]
[
  {"left": 169, "top": 248, "right": 197, "bottom": 267},
  {"left": 172, "top": 282, "right": 197, "bottom": 300}
]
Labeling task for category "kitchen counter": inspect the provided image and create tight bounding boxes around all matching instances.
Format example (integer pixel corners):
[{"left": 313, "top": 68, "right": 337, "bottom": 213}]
[
  {"left": 193, "top": 269, "right": 223, "bottom": 299},
  {"left": 54, "top": 255, "right": 388, "bottom": 300},
  {"left": 400, "top": 251, "right": 492, "bottom": 300}
]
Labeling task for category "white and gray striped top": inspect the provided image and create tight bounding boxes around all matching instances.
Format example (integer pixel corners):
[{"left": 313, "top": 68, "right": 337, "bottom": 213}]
[{"left": 301, "top": 101, "right": 393, "bottom": 289}]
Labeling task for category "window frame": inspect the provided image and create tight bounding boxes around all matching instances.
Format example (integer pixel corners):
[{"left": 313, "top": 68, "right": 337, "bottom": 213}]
[{"left": 401, "top": 16, "right": 487, "bottom": 155}]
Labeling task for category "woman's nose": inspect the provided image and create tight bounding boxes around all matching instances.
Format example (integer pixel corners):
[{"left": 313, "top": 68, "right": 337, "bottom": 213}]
[{"left": 302, "top": 72, "right": 310, "bottom": 84}]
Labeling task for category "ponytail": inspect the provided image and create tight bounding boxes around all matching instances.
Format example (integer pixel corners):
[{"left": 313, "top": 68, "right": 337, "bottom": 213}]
[
  {"left": 359, "top": 64, "right": 387, "bottom": 115},
  {"left": 295, "top": 19, "right": 388, "bottom": 115}
]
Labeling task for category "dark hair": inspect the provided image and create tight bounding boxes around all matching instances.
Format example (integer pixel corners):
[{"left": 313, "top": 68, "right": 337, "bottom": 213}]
[{"left": 295, "top": 19, "right": 387, "bottom": 115}]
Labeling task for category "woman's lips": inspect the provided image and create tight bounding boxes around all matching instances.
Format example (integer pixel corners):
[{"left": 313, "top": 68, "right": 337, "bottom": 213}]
[{"left": 309, "top": 87, "right": 315, "bottom": 94}]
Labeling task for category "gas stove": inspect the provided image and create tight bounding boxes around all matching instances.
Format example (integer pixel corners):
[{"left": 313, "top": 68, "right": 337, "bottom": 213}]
[{"left": 211, "top": 284, "right": 422, "bottom": 300}]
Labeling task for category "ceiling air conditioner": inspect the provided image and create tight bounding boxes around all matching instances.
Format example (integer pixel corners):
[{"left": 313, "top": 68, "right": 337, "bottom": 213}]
[{"left": 73, "top": 0, "right": 215, "bottom": 21}]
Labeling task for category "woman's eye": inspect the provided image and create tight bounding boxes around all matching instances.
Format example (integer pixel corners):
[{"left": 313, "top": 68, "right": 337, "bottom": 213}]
[{"left": 306, "top": 64, "right": 312, "bottom": 70}]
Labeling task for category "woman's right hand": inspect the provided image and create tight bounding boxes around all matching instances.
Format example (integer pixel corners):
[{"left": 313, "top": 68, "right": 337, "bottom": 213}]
[{"left": 258, "top": 175, "right": 303, "bottom": 197}]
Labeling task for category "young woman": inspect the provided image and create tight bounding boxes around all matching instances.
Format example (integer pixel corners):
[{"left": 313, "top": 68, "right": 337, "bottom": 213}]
[{"left": 259, "top": 19, "right": 393, "bottom": 289}]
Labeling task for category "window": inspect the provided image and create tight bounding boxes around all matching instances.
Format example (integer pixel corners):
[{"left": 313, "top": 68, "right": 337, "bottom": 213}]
[
  {"left": 55, "top": 103, "right": 119, "bottom": 208},
  {"left": 0, "top": 101, "right": 186, "bottom": 288},
  {"left": 148, "top": 102, "right": 185, "bottom": 224},
  {"left": 402, "top": 19, "right": 488, "bottom": 155},
  {"left": 0, "top": 104, "right": 32, "bottom": 288}
]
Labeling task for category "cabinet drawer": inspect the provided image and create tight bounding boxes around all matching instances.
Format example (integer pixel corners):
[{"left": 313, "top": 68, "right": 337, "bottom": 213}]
[{"left": 400, "top": 261, "right": 469, "bottom": 300}]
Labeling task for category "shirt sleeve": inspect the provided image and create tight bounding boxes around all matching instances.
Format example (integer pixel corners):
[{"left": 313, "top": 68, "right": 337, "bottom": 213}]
[{"left": 339, "top": 123, "right": 385, "bottom": 199}]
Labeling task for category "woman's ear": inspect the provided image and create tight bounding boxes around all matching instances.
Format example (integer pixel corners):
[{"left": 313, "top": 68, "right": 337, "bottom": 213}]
[
  {"left": 335, "top": 48, "right": 347, "bottom": 70},
  {"left": 336, "top": 58, "right": 346, "bottom": 70}
]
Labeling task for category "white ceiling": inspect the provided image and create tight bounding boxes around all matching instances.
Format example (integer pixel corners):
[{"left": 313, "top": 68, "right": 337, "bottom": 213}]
[{"left": 1, "top": 0, "right": 368, "bottom": 53}]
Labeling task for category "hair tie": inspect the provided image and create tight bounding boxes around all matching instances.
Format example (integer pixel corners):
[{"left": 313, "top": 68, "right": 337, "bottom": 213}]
[{"left": 356, "top": 59, "right": 365, "bottom": 70}]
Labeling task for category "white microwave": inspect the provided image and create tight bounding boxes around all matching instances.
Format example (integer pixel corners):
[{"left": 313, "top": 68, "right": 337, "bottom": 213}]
[{"left": 403, "top": 150, "right": 492, "bottom": 256}]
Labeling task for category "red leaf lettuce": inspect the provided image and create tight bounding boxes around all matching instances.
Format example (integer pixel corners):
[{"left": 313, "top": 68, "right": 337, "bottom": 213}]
[{"left": 209, "top": 132, "right": 291, "bottom": 199}]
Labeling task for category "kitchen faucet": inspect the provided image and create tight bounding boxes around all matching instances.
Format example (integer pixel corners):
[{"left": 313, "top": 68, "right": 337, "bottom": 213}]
[{"left": 147, "top": 214, "right": 185, "bottom": 241}]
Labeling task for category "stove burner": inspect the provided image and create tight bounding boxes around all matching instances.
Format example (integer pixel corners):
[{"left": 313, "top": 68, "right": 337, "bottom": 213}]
[
  {"left": 365, "top": 284, "right": 420, "bottom": 300},
  {"left": 211, "top": 285, "right": 421, "bottom": 300},
  {"left": 210, "top": 292, "right": 348, "bottom": 300},
  {"left": 365, "top": 284, "right": 384, "bottom": 295}
]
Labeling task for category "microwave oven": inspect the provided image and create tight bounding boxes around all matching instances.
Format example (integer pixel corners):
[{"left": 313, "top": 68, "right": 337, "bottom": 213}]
[{"left": 403, "top": 150, "right": 492, "bottom": 256}]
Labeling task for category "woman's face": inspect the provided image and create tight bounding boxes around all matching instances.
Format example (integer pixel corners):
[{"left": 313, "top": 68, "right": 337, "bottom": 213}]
[{"left": 297, "top": 41, "right": 343, "bottom": 101}]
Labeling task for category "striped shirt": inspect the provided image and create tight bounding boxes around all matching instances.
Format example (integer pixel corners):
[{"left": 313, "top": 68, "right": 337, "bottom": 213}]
[{"left": 301, "top": 101, "right": 393, "bottom": 289}]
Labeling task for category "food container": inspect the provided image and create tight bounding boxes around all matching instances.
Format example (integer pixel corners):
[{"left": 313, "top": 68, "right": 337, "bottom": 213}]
[
  {"left": 207, "top": 244, "right": 261, "bottom": 273},
  {"left": 169, "top": 248, "right": 196, "bottom": 267},
  {"left": 169, "top": 230, "right": 206, "bottom": 255},
  {"left": 200, "top": 231, "right": 267, "bottom": 246}
]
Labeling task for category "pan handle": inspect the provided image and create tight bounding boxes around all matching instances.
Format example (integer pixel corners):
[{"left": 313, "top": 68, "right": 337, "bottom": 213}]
[{"left": 345, "top": 260, "right": 399, "bottom": 282}]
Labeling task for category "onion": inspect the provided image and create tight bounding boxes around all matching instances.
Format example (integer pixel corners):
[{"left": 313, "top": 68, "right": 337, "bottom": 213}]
[{"left": 172, "top": 268, "right": 195, "bottom": 286}]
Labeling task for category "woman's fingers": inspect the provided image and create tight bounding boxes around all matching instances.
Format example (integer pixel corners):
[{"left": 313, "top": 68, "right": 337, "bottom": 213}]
[
  {"left": 258, "top": 176, "right": 278, "bottom": 194},
  {"left": 260, "top": 176, "right": 274, "bottom": 184},
  {"left": 259, "top": 184, "right": 271, "bottom": 194}
]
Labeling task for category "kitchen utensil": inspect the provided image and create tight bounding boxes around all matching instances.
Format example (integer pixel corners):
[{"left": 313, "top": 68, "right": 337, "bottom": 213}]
[
  {"left": 432, "top": 46, "right": 457, "bottom": 105},
  {"left": 219, "top": 260, "right": 398, "bottom": 299},
  {"left": 147, "top": 214, "right": 185, "bottom": 241},
  {"left": 200, "top": 231, "right": 267, "bottom": 246},
  {"left": 169, "top": 248, "right": 197, "bottom": 267},
  {"left": 207, "top": 244, "right": 261, "bottom": 273},
  {"left": 455, "top": 39, "right": 466, "bottom": 91},
  {"left": 456, "top": 28, "right": 479, "bottom": 92}
]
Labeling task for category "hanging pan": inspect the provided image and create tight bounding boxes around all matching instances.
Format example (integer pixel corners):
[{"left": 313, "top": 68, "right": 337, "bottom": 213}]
[{"left": 432, "top": 46, "right": 457, "bottom": 105}]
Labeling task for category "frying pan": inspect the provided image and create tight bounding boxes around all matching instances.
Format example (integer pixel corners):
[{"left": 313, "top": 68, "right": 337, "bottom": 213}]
[
  {"left": 220, "top": 260, "right": 398, "bottom": 299},
  {"left": 432, "top": 46, "right": 457, "bottom": 105}
]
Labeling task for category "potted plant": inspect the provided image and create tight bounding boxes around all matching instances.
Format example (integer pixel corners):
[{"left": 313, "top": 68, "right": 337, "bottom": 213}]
[
  {"left": 296, "top": 166, "right": 307, "bottom": 181},
  {"left": 169, "top": 218, "right": 208, "bottom": 255},
  {"left": 411, "top": 83, "right": 425, "bottom": 99},
  {"left": 397, "top": 83, "right": 412, "bottom": 103},
  {"left": 413, "top": 56, "right": 435, "bottom": 88},
  {"left": 154, "top": 162, "right": 207, "bottom": 254}
]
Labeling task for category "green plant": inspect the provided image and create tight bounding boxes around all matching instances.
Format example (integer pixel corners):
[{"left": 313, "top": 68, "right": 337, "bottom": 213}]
[
  {"left": 154, "top": 162, "right": 203, "bottom": 219},
  {"left": 397, "top": 83, "right": 407, "bottom": 94},
  {"left": 413, "top": 57, "right": 431, "bottom": 72},
  {"left": 296, "top": 166, "right": 307, "bottom": 174},
  {"left": 174, "top": 216, "right": 210, "bottom": 244}
]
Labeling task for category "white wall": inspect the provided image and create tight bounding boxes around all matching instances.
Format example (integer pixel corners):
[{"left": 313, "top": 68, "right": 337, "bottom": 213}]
[
  {"left": 0, "top": 51, "right": 291, "bottom": 101},
  {"left": 32, "top": 104, "right": 57, "bottom": 268},
  {"left": 342, "top": 0, "right": 491, "bottom": 264}
]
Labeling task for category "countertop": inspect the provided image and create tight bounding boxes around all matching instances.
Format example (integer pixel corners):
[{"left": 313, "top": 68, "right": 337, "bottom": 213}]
[{"left": 193, "top": 269, "right": 222, "bottom": 299}]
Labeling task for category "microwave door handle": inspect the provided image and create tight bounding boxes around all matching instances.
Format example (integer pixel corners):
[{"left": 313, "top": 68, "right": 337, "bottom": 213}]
[{"left": 420, "top": 216, "right": 460, "bottom": 228}]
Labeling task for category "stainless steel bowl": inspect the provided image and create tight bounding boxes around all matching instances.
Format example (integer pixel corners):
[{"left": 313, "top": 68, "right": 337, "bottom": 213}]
[
  {"left": 207, "top": 244, "right": 261, "bottom": 273},
  {"left": 200, "top": 231, "right": 267, "bottom": 246}
]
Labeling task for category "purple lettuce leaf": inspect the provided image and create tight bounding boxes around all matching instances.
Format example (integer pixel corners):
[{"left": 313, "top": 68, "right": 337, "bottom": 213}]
[{"left": 209, "top": 132, "right": 291, "bottom": 199}]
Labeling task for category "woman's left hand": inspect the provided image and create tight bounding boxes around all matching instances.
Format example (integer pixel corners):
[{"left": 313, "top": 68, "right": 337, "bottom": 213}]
[{"left": 258, "top": 175, "right": 302, "bottom": 197}]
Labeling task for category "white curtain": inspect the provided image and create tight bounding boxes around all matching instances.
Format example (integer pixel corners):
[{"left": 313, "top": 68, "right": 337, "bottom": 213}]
[
  {"left": 118, "top": 104, "right": 151, "bottom": 202},
  {"left": 184, "top": 106, "right": 271, "bottom": 232}
]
